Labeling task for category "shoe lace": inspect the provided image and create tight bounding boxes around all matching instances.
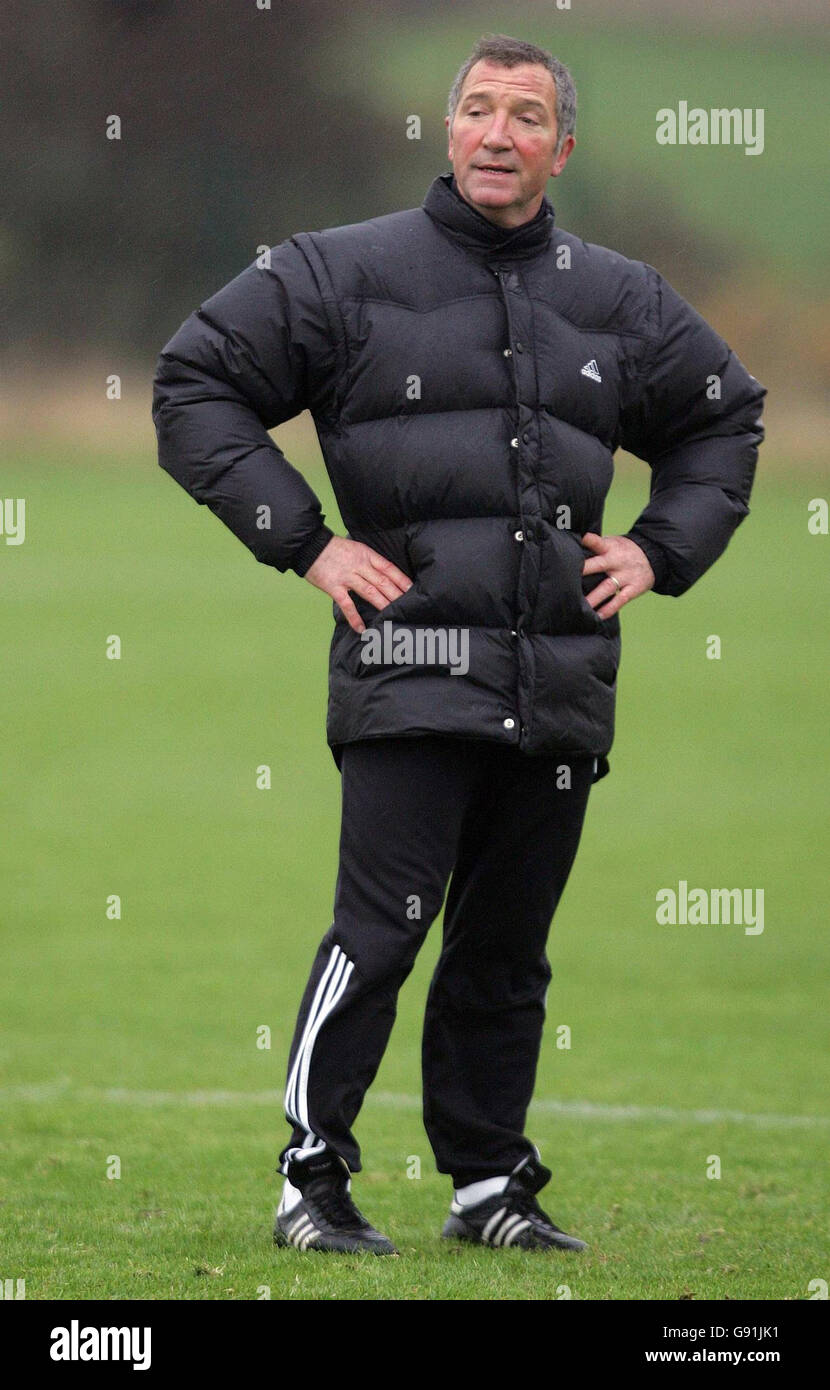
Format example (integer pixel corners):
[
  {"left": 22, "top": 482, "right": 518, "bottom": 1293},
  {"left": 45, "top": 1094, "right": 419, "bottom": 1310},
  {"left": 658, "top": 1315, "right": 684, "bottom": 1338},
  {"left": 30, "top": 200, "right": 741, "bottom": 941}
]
[
  {"left": 510, "top": 1185, "right": 560, "bottom": 1231},
  {"left": 307, "top": 1179, "right": 367, "bottom": 1232}
]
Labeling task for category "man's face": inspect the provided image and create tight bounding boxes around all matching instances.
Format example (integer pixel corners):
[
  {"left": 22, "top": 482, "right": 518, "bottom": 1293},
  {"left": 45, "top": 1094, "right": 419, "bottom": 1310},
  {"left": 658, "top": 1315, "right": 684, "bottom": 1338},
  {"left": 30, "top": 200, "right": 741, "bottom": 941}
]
[{"left": 446, "top": 60, "right": 575, "bottom": 228}]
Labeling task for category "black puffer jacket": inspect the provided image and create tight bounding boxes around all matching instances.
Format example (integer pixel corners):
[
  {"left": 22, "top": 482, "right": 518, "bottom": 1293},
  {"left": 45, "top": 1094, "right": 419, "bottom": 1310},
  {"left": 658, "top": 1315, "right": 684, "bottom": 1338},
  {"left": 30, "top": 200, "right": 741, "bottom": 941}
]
[{"left": 152, "top": 173, "right": 765, "bottom": 779}]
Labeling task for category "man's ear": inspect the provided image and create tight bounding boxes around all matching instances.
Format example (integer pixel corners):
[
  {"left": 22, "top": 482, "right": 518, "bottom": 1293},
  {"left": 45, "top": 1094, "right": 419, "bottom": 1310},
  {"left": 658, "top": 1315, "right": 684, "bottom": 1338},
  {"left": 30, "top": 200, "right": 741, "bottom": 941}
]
[
  {"left": 551, "top": 134, "right": 575, "bottom": 178},
  {"left": 445, "top": 113, "right": 453, "bottom": 160}
]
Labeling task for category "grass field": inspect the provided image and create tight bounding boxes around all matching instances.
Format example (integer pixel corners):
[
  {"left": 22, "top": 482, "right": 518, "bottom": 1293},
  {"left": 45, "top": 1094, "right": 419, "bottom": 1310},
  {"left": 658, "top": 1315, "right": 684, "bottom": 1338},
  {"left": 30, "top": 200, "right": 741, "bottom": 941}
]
[{"left": 2, "top": 439, "right": 828, "bottom": 1301}]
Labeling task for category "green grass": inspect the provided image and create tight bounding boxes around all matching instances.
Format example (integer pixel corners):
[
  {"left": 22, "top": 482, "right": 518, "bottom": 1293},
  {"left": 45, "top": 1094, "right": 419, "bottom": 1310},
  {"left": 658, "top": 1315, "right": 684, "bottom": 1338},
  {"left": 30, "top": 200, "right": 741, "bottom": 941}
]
[
  {"left": 2, "top": 1096, "right": 824, "bottom": 1301},
  {"left": 1, "top": 441, "right": 828, "bottom": 1300}
]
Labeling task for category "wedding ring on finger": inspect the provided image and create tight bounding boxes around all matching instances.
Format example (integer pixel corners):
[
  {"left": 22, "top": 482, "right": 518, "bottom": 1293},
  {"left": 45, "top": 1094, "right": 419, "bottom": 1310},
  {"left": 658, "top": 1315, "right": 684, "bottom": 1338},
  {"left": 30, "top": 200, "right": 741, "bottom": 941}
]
[{"left": 610, "top": 575, "right": 622, "bottom": 594}]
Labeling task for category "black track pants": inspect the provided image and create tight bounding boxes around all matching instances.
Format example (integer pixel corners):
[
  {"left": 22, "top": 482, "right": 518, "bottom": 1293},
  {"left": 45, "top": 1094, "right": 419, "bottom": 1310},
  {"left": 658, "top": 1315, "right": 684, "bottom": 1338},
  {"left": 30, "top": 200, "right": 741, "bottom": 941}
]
[{"left": 278, "top": 736, "right": 594, "bottom": 1187}]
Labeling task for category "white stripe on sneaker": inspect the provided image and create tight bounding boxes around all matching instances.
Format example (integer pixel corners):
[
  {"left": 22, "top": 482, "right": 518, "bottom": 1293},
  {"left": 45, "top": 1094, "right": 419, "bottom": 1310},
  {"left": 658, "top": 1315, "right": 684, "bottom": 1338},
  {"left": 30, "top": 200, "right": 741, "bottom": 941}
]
[
  {"left": 494, "top": 1213, "right": 524, "bottom": 1247},
  {"left": 299, "top": 1225, "right": 320, "bottom": 1251},
  {"left": 481, "top": 1206, "right": 507, "bottom": 1243},
  {"left": 286, "top": 1213, "right": 311, "bottom": 1242},
  {"left": 503, "top": 1219, "right": 531, "bottom": 1247}
]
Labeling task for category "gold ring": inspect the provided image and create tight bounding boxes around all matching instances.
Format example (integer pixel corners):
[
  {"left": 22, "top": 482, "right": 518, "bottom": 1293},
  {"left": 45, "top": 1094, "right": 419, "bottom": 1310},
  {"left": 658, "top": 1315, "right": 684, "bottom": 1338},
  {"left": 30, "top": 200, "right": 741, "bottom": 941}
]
[{"left": 610, "top": 575, "right": 621, "bottom": 594}]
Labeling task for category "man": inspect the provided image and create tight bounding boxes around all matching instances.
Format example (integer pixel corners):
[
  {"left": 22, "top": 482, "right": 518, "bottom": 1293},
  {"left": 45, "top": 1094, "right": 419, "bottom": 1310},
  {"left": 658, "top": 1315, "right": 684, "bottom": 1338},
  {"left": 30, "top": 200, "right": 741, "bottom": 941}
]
[{"left": 152, "top": 34, "right": 765, "bottom": 1257}]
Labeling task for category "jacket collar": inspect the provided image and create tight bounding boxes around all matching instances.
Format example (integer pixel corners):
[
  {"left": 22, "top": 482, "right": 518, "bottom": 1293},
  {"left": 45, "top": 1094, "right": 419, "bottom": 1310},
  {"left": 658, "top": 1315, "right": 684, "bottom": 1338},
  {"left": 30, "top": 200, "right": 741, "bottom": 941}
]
[{"left": 422, "top": 171, "right": 555, "bottom": 262}]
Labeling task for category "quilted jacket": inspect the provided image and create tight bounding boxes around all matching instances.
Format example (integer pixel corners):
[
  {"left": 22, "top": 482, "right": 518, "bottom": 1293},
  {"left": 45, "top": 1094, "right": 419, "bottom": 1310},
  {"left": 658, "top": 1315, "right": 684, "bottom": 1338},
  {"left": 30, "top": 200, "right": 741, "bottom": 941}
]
[{"left": 152, "top": 172, "right": 766, "bottom": 778}]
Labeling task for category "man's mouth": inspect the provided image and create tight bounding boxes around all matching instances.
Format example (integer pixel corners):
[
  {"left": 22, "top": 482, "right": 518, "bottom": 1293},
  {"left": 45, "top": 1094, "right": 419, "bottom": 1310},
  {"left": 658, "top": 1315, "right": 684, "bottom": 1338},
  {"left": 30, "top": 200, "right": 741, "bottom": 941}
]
[{"left": 475, "top": 164, "right": 515, "bottom": 175}]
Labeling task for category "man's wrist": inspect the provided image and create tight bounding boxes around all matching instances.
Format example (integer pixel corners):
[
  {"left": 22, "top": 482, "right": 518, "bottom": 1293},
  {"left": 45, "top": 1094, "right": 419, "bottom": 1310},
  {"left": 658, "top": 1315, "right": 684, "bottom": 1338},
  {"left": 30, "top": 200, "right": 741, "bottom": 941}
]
[
  {"left": 291, "top": 524, "right": 335, "bottom": 578},
  {"left": 624, "top": 530, "right": 670, "bottom": 591}
]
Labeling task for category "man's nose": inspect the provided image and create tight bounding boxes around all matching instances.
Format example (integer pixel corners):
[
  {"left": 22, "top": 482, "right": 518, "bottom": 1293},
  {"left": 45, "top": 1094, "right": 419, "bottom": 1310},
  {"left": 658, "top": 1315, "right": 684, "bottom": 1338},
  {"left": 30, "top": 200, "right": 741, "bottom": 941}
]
[{"left": 482, "top": 114, "right": 513, "bottom": 148}]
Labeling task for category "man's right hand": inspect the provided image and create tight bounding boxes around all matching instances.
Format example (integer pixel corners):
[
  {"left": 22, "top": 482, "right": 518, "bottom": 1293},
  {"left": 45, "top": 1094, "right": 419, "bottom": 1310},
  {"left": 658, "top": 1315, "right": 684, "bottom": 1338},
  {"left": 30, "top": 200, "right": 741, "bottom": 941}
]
[{"left": 304, "top": 536, "right": 413, "bottom": 634}]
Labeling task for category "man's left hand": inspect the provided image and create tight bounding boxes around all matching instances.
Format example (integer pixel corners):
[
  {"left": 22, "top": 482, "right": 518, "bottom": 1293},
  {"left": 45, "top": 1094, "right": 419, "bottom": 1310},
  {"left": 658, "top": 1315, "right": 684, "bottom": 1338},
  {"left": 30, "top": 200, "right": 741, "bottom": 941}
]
[{"left": 581, "top": 532, "right": 655, "bottom": 619}]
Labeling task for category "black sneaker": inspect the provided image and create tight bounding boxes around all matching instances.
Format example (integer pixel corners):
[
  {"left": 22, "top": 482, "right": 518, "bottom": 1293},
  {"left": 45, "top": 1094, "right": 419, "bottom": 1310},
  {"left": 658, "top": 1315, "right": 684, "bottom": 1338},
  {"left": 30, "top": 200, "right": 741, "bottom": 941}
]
[
  {"left": 442, "top": 1155, "right": 587, "bottom": 1252},
  {"left": 273, "top": 1150, "right": 398, "bottom": 1255}
]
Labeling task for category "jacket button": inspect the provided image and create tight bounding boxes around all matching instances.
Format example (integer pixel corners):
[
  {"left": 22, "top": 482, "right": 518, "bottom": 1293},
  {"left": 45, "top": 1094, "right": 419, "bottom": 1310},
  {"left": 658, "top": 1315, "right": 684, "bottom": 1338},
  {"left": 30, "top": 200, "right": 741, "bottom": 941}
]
[
  {"left": 515, "top": 342, "right": 524, "bottom": 353},
  {"left": 522, "top": 432, "right": 530, "bottom": 444},
  {"left": 510, "top": 437, "right": 519, "bottom": 448},
  {"left": 503, "top": 717, "right": 516, "bottom": 730},
  {"left": 514, "top": 529, "right": 524, "bottom": 542},
  {"left": 503, "top": 347, "right": 512, "bottom": 357}
]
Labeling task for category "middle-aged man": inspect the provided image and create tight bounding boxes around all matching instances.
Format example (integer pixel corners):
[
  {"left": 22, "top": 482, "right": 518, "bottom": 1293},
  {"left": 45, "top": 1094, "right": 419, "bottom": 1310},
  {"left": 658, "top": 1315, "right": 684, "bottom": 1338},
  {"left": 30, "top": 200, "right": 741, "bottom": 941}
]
[{"left": 153, "top": 34, "right": 765, "bottom": 1257}]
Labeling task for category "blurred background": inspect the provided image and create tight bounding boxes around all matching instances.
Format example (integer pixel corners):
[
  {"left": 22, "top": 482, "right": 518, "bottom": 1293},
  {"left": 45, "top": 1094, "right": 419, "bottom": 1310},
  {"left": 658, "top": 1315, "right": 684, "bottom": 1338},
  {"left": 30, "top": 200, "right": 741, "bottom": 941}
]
[
  {"left": 1, "top": 0, "right": 828, "bottom": 453},
  {"left": 2, "top": 0, "right": 828, "bottom": 1300}
]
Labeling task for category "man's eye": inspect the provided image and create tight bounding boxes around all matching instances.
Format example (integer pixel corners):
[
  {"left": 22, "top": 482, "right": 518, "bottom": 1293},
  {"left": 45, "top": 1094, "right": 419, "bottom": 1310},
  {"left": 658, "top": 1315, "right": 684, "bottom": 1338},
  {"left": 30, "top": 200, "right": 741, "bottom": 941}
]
[{"left": 520, "top": 116, "right": 538, "bottom": 125}]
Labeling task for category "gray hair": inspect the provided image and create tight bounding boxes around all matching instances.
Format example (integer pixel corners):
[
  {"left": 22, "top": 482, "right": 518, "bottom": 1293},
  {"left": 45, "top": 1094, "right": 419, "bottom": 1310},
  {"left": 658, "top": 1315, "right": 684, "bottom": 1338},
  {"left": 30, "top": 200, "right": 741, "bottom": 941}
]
[{"left": 447, "top": 34, "right": 577, "bottom": 154}]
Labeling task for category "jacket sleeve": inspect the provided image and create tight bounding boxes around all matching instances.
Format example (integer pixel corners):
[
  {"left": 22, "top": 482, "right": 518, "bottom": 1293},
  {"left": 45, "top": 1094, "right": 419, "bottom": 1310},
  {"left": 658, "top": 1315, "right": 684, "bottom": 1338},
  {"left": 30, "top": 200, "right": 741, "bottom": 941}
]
[
  {"left": 151, "top": 239, "right": 336, "bottom": 577},
  {"left": 618, "top": 268, "right": 766, "bottom": 596}
]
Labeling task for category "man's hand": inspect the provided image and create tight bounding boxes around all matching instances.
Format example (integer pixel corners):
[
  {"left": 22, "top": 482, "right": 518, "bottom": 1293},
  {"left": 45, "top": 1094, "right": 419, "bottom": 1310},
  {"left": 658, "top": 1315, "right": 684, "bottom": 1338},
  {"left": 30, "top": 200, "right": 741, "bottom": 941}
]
[
  {"left": 581, "top": 532, "right": 655, "bottom": 619},
  {"left": 304, "top": 536, "right": 413, "bottom": 634}
]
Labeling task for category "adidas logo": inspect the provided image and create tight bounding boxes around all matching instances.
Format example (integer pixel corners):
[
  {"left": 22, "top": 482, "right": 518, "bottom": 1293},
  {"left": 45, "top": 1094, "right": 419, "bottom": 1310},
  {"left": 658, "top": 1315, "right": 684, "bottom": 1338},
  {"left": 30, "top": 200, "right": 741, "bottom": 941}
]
[
  {"left": 580, "top": 359, "right": 602, "bottom": 383},
  {"left": 283, "top": 1211, "right": 323, "bottom": 1250}
]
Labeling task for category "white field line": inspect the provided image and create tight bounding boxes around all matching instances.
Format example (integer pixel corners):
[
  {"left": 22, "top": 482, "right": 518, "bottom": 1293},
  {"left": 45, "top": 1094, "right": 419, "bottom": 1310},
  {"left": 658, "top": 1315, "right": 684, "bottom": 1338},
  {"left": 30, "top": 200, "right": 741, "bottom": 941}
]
[{"left": 0, "top": 1079, "right": 827, "bottom": 1130}]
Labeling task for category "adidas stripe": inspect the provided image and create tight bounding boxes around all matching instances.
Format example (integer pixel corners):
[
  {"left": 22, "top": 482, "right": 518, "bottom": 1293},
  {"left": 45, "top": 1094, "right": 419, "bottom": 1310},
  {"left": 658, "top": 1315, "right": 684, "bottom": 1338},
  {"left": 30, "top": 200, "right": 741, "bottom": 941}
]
[
  {"left": 284, "top": 1213, "right": 321, "bottom": 1249},
  {"left": 285, "top": 943, "right": 355, "bottom": 1131},
  {"left": 482, "top": 1206, "right": 508, "bottom": 1243}
]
